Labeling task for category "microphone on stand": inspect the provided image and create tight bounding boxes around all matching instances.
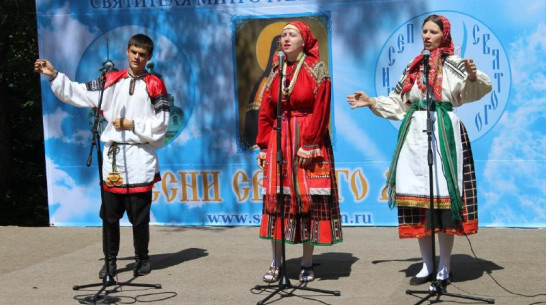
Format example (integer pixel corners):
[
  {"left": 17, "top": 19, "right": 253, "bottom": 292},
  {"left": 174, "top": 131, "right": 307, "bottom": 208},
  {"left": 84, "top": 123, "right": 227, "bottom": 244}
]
[
  {"left": 277, "top": 51, "right": 285, "bottom": 63},
  {"left": 104, "top": 61, "right": 114, "bottom": 71},
  {"left": 422, "top": 49, "right": 430, "bottom": 75},
  {"left": 277, "top": 51, "right": 285, "bottom": 75},
  {"left": 277, "top": 51, "right": 285, "bottom": 100},
  {"left": 421, "top": 49, "right": 433, "bottom": 121},
  {"left": 101, "top": 61, "right": 115, "bottom": 76},
  {"left": 275, "top": 50, "right": 285, "bottom": 161},
  {"left": 422, "top": 49, "right": 430, "bottom": 59}
]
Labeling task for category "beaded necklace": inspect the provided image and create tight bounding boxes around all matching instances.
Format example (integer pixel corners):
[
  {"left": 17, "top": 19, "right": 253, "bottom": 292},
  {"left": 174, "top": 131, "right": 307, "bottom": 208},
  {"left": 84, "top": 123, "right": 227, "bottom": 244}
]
[{"left": 281, "top": 53, "right": 306, "bottom": 98}]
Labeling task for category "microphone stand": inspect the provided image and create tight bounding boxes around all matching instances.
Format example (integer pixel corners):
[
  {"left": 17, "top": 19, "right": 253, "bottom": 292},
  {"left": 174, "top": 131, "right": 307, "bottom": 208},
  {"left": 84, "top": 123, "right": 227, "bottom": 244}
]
[
  {"left": 254, "top": 53, "right": 340, "bottom": 304},
  {"left": 405, "top": 53, "right": 494, "bottom": 304},
  {"left": 72, "top": 70, "right": 161, "bottom": 304}
]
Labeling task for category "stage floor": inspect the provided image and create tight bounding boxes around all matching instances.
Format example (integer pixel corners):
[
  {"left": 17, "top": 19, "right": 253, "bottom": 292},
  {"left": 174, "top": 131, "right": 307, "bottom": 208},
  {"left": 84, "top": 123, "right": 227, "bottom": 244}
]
[{"left": 0, "top": 226, "right": 544, "bottom": 304}]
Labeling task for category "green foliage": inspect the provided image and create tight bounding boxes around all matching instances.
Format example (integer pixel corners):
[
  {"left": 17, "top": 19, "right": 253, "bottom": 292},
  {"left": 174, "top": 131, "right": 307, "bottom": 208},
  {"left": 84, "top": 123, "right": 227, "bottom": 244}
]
[{"left": 0, "top": 0, "right": 49, "bottom": 226}]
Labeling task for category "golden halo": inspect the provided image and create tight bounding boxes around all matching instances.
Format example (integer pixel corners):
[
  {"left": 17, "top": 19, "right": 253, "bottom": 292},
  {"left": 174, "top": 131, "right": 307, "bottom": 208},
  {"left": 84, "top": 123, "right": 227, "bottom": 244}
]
[{"left": 256, "top": 22, "right": 286, "bottom": 71}]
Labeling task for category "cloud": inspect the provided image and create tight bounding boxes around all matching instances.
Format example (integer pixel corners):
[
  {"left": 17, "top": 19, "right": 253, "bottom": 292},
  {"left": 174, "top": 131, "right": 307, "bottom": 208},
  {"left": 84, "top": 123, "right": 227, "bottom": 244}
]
[
  {"left": 43, "top": 107, "right": 91, "bottom": 145},
  {"left": 46, "top": 157, "right": 101, "bottom": 224},
  {"left": 481, "top": 23, "right": 546, "bottom": 226},
  {"left": 38, "top": 3, "right": 98, "bottom": 77},
  {"left": 43, "top": 107, "right": 71, "bottom": 140},
  {"left": 46, "top": 157, "right": 160, "bottom": 225},
  {"left": 170, "top": 115, "right": 202, "bottom": 147}
]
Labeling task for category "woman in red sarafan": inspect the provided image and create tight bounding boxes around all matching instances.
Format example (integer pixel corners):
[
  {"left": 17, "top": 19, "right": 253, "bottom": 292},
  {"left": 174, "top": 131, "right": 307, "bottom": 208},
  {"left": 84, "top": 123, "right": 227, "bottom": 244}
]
[{"left": 256, "top": 21, "right": 342, "bottom": 284}]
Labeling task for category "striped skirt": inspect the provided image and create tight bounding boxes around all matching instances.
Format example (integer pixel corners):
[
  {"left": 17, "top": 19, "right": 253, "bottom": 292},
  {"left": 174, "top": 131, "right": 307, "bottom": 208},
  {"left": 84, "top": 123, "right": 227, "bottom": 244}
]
[
  {"left": 259, "top": 130, "right": 343, "bottom": 245},
  {"left": 259, "top": 192, "right": 343, "bottom": 245}
]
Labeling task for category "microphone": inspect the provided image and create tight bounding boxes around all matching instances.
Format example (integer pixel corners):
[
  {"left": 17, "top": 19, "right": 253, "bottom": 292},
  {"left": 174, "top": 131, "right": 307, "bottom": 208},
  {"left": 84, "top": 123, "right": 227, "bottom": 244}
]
[
  {"left": 422, "top": 49, "right": 430, "bottom": 76},
  {"left": 277, "top": 51, "right": 285, "bottom": 64},
  {"left": 422, "top": 50, "right": 430, "bottom": 63},
  {"left": 421, "top": 50, "right": 431, "bottom": 105},
  {"left": 104, "top": 61, "right": 114, "bottom": 70},
  {"left": 101, "top": 61, "right": 115, "bottom": 76},
  {"left": 422, "top": 50, "right": 430, "bottom": 57},
  {"left": 277, "top": 51, "right": 284, "bottom": 77}
]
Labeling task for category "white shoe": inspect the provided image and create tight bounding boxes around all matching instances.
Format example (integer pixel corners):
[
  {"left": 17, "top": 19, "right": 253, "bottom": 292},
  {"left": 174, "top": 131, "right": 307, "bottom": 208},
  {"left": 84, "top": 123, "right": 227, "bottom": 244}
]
[
  {"left": 263, "top": 266, "right": 279, "bottom": 283},
  {"left": 299, "top": 266, "right": 315, "bottom": 283}
]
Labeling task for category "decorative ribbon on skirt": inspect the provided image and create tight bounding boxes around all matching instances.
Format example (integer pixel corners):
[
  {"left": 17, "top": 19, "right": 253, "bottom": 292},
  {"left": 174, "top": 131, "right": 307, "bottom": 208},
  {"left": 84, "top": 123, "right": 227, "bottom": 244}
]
[{"left": 263, "top": 110, "right": 332, "bottom": 215}]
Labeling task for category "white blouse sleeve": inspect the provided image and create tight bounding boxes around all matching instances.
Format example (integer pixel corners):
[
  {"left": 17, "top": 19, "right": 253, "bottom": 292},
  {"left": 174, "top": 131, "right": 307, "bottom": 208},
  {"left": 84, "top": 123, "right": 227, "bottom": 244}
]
[
  {"left": 371, "top": 91, "right": 411, "bottom": 121},
  {"left": 442, "top": 56, "right": 492, "bottom": 106},
  {"left": 460, "top": 70, "right": 492, "bottom": 104},
  {"left": 133, "top": 109, "right": 170, "bottom": 148},
  {"left": 49, "top": 72, "right": 100, "bottom": 108},
  {"left": 369, "top": 64, "right": 413, "bottom": 121}
]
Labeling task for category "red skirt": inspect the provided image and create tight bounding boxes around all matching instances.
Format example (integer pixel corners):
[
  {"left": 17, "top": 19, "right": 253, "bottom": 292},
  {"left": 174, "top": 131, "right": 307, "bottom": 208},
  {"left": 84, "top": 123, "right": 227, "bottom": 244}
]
[
  {"left": 259, "top": 193, "right": 343, "bottom": 245},
  {"left": 259, "top": 135, "right": 342, "bottom": 245}
]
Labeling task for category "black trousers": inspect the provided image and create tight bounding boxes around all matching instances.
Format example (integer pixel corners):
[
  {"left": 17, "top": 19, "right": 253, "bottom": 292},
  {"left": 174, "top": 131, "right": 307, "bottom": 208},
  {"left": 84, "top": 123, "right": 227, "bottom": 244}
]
[{"left": 100, "top": 191, "right": 152, "bottom": 261}]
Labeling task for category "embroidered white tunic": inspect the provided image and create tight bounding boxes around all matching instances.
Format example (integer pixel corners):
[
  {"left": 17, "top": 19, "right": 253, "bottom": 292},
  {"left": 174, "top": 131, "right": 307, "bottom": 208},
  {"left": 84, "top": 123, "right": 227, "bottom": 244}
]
[
  {"left": 371, "top": 55, "right": 492, "bottom": 207},
  {"left": 50, "top": 70, "right": 170, "bottom": 193}
]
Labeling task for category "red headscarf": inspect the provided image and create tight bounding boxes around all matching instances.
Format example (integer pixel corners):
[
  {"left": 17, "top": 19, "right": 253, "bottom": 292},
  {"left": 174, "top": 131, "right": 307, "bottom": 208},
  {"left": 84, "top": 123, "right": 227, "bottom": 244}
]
[
  {"left": 272, "top": 21, "right": 320, "bottom": 66},
  {"left": 400, "top": 15, "right": 455, "bottom": 101}
]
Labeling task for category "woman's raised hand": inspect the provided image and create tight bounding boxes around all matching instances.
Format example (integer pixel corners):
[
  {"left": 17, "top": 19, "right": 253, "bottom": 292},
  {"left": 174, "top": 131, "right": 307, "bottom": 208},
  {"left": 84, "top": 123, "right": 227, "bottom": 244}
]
[
  {"left": 463, "top": 59, "right": 477, "bottom": 81},
  {"left": 346, "top": 91, "right": 375, "bottom": 109}
]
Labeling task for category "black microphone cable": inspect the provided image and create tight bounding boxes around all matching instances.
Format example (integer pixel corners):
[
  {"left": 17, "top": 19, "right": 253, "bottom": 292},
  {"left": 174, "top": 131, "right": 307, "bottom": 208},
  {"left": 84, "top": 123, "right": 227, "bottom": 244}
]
[{"left": 432, "top": 125, "right": 546, "bottom": 299}]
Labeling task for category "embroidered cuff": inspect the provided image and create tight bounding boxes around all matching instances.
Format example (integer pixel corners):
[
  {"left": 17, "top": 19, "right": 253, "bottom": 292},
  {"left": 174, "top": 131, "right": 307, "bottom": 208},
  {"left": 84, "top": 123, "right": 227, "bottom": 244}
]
[
  {"left": 49, "top": 71, "right": 59, "bottom": 82},
  {"left": 297, "top": 146, "right": 323, "bottom": 159}
]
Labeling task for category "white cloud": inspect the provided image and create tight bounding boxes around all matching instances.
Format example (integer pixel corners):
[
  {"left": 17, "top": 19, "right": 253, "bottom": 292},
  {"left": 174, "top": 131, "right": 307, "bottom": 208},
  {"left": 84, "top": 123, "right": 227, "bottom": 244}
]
[
  {"left": 46, "top": 157, "right": 160, "bottom": 225},
  {"left": 38, "top": 3, "right": 98, "bottom": 78},
  {"left": 171, "top": 115, "right": 202, "bottom": 147},
  {"left": 43, "top": 107, "right": 70, "bottom": 140},
  {"left": 481, "top": 23, "right": 546, "bottom": 226},
  {"left": 46, "top": 158, "right": 158, "bottom": 225},
  {"left": 43, "top": 107, "right": 91, "bottom": 145},
  {"left": 46, "top": 157, "right": 101, "bottom": 224}
]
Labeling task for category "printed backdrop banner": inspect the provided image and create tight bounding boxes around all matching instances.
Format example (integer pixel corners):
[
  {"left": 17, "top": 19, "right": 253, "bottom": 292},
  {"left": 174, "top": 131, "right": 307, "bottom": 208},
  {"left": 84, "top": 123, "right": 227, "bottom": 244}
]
[{"left": 35, "top": 0, "right": 546, "bottom": 227}]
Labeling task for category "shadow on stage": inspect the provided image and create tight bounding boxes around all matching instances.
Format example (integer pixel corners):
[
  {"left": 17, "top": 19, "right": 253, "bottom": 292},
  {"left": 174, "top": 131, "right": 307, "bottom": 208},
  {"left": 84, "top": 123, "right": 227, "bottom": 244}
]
[
  {"left": 109, "top": 248, "right": 209, "bottom": 276},
  {"left": 372, "top": 253, "right": 504, "bottom": 283},
  {"left": 283, "top": 252, "right": 359, "bottom": 281}
]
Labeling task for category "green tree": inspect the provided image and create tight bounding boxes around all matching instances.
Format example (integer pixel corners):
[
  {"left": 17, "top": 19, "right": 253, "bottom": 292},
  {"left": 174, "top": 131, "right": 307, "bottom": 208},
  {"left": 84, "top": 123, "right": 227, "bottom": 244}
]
[{"left": 0, "top": 0, "right": 49, "bottom": 226}]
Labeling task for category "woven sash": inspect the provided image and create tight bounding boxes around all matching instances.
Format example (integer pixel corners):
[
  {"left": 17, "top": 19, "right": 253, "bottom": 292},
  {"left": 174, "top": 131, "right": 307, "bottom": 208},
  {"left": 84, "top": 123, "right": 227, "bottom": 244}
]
[{"left": 386, "top": 100, "right": 463, "bottom": 221}]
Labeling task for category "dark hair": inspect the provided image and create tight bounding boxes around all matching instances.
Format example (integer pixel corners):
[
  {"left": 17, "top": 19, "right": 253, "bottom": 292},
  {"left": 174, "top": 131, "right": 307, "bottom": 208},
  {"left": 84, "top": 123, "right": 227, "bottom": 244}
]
[
  {"left": 127, "top": 34, "right": 154, "bottom": 56},
  {"left": 422, "top": 14, "right": 443, "bottom": 32}
]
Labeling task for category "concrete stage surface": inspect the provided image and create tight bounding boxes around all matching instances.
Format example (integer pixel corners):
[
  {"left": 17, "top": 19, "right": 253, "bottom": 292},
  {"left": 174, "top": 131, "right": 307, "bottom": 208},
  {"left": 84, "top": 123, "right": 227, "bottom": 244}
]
[{"left": 1, "top": 226, "right": 545, "bottom": 304}]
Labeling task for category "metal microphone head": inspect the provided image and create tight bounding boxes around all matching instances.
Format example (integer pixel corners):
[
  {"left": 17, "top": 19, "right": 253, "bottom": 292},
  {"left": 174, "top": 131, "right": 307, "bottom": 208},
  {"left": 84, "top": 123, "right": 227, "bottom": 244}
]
[
  {"left": 277, "top": 51, "right": 285, "bottom": 63},
  {"left": 422, "top": 50, "right": 430, "bottom": 59},
  {"left": 101, "top": 60, "right": 115, "bottom": 75}
]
